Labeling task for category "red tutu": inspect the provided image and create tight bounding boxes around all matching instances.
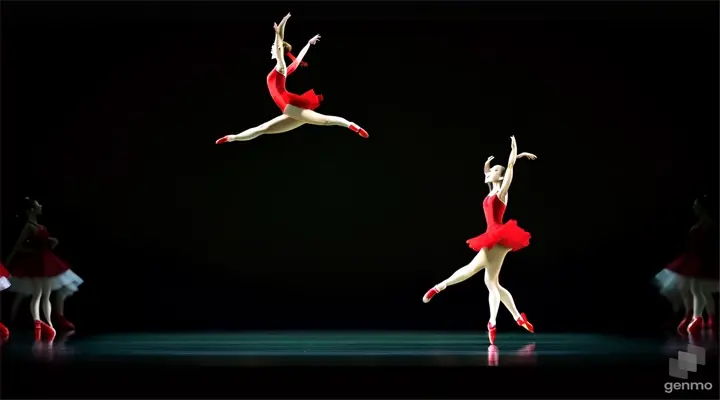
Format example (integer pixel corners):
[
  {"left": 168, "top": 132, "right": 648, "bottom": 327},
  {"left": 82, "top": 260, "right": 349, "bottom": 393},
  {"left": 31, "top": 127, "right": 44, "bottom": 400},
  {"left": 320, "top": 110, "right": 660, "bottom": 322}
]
[
  {"left": 466, "top": 195, "right": 531, "bottom": 252},
  {"left": 7, "top": 224, "right": 84, "bottom": 294},
  {"left": 467, "top": 219, "right": 531, "bottom": 252},
  {"left": 267, "top": 69, "right": 323, "bottom": 112},
  {"left": 0, "top": 263, "right": 9, "bottom": 279},
  {"left": 9, "top": 224, "right": 71, "bottom": 278}
]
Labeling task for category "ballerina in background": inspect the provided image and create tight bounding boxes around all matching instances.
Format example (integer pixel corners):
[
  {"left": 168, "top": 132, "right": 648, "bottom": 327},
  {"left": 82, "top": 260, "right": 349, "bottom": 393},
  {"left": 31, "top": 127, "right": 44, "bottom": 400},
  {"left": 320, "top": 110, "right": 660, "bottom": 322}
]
[
  {"left": 655, "top": 195, "right": 719, "bottom": 334},
  {"left": 216, "top": 13, "right": 368, "bottom": 144},
  {"left": 422, "top": 136, "right": 537, "bottom": 345},
  {"left": 6, "top": 198, "right": 84, "bottom": 342}
]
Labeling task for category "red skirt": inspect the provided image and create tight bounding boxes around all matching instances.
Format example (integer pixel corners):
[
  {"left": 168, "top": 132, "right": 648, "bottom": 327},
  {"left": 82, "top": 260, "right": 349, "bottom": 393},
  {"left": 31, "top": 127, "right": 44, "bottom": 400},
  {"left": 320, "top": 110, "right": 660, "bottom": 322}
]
[
  {"left": 267, "top": 69, "right": 323, "bottom": 112},
  {"left": 0, "top": 263, "right": 9, "bottom": 279},
  {"left": 466, "top": 220, "right": 531, "bottom": 252},
  {"left": 665, "top": 252, "right": 719, "bottom": 280},
  {"left": 10, "top": 250, "right": 71, "bottom": 278}
]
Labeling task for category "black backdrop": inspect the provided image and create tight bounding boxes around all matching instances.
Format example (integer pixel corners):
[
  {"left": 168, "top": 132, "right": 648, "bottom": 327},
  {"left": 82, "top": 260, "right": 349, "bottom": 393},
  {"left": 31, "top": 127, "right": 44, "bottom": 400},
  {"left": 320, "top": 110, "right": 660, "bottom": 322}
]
[{"left": 2, "top": 1, "right": 717, "bottom": 334}]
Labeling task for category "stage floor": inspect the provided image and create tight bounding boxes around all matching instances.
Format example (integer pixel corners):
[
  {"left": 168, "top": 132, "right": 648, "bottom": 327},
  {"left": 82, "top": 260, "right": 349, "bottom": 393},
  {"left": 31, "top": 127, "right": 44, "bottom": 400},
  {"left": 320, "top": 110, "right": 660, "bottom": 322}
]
[{"left": 3, "top": 331, "right": 719, "bottom": 398}]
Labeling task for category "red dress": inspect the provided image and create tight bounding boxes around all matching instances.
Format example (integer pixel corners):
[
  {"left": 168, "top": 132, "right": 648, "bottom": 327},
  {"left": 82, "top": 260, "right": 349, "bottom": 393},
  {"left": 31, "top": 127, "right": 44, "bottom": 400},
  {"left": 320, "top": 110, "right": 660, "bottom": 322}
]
[
  {"left": 466, "top": 194, "right": 531, "bottom": 252},
  {"left": 267, "top": 52, "right": 323, "bottom": 112},
  {"left": 665, "top": 222, "right": 719, "bottom": 280},
  {"left": 10, "top": 224, "right": 73, "bottom": 278}
]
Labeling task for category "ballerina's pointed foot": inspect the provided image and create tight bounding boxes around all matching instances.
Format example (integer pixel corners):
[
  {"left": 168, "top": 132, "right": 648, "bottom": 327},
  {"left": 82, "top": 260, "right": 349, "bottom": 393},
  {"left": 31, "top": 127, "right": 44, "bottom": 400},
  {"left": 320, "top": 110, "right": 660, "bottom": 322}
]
[
  {"left": 677, "top": 316, "right": 692, "bottom": 333},
  {"left": 488, "top": 322, "right": 497, "bottom": 345},
  {"left": 216, "top": 135, "right": 232, "bottom": 145},
  {"left": 55, "top": 313, "right": 75, "bottom": 331},
  {"left": 34, "top": 320, "right": 56, "bottom": 342},
  {"left": 516, "top": 312, "right": 534, "bottom": 333},
  {"left": 687, "top": 316, "right": 704, "bottom": 335},
  {"left": 349, "top": 123, "right": 369, "bottom": 139},
  {"left": 422, "top": 286, "right": 440, "bottom": 303}
]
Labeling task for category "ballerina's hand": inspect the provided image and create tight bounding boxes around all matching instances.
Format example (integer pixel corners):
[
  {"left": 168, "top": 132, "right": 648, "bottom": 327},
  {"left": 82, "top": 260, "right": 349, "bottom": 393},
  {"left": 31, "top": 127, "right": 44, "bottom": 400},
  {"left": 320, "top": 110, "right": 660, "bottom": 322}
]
[
  {"left": 510, "top": 135, "right": 517, "bottom": 149},
  {"left": 486, "top": 156, "right": 494, "bottom": 163},
  {"left": 308, "top": 34, "right": 321, "bottom": 45},
  {"left": 518, "top": 152, "right": 537, "bottom": 160},
  {"left": 273, "top": 23, "right": 279, "bottom": 33}
]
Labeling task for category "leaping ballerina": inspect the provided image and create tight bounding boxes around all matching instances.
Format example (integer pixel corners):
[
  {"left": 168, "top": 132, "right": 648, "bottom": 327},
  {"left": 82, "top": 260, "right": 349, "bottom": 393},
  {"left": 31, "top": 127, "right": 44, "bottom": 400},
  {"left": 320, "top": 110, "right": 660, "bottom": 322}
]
[
  {"left": 422, "top": 136, "right": 537, "bottom": 345},
  {"left": 216, "top": 13, "right": 369, "bottom": 144}
]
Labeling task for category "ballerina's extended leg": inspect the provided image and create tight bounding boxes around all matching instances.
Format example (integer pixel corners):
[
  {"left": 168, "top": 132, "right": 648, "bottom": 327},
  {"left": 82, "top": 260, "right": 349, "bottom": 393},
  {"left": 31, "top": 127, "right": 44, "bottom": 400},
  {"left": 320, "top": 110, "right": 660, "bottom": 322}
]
[
  {"left": 687, "top": 279, "right": 707, "bottom": 334},
  {"left": 422, "top": 250, "right": 489, "bottom": 303},
  {"left": 283, "top": 104, "right": 369, "bottom": 138},
  {"left": 216, "top": 115, "right": 305, "bottom": 144}
]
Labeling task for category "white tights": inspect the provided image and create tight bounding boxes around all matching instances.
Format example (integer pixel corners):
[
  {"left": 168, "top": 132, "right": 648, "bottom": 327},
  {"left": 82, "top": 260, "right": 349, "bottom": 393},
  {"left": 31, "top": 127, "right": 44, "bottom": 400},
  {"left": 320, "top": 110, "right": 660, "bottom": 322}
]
[
  {"left": 229, "top": 107, "right": 355, "bottom": 142},
  {"left": 679, "top": 284, "right": 716, "bottom": 318},
  {"left": 435, "top": 247, "right": 522, "bottom": 325},
  {"left": 11, "top": 286, "right": 73, "bottom": 323},
  {"left": 27, "top": 279, "right": 53, "bottom": 327}
]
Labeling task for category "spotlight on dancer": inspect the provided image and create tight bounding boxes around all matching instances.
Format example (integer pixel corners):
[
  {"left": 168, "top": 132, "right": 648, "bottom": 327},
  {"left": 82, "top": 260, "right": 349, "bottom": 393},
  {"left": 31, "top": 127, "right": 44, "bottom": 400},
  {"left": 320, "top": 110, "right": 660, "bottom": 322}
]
[
  {"left": 216, "top": 13, "right": 368, "bottom": 144},
  {"left": 6, "top": 198, "right": 84, "bottom": 342},
  {"left": 655, "top": 195, "right": 719, "bottom": 334},
  {"left": 422, "top": 136, "right": 537, "bottom": 344}
]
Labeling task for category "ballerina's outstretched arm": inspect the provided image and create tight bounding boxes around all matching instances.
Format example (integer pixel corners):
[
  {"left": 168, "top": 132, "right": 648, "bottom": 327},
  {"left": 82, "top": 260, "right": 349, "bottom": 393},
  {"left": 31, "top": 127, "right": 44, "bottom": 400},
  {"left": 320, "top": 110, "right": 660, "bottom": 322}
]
[
  {"left": 286, "top": 35, "right": 319, "bottom": 76},
  {"left": 497, "top": 136, "right": 518, "bottom": 200},
  {"left": 272, "top": 13, "right": 292, "bottom": 74}
]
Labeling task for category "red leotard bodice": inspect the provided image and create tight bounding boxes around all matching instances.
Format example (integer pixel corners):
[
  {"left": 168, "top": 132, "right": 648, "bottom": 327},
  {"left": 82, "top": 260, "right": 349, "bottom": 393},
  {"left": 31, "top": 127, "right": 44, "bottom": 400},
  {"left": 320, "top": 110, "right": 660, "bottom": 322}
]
[{"left": 483, "top": 194, "right": 507, "bottom": 227}]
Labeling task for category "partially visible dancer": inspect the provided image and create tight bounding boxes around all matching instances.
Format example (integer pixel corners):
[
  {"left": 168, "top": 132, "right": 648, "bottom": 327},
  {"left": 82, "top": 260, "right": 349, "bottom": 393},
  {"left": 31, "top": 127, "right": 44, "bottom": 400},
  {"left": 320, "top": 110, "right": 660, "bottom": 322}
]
[
  {"left": 422, "top": 136, "right": 537, "bottom": 344},
  {"left": 0, "top": 263, "right": 11, "bottom": 340},
  {"left": 655, "top": 195, "right": 719, "bottom": 334},
  {"left": 6, "top": 198, "right": 83, "bottom": 341}
]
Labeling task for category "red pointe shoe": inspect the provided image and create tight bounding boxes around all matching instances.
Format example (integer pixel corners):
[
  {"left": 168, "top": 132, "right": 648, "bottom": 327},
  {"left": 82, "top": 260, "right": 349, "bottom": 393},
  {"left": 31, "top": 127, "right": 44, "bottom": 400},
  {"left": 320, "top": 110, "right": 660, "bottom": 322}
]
[
  {"left": 687, "top": 316, "right": 704, "bottom": 335},
  {"left": 516, "top": 312, "right": 534, "bottom": 333},
  {"left": 348, "top": 124, "right": 369, "bottom": 139},
  {"left": 55, "top": 314, "right": 75, "bottom": 331},
  {"left": 215, "top": 135, "right": 231, "bottom": 145},
  {"left": 677, "top": 316, "right": 692, "bottom": 333},
  {"left": 35, "top": 320, "right": 56, "bottom": 342},
  {"left": 488, "top": 321, "right": 497, "bottom": 345},
  {"left": 0, "top": 322, "right": 9, "bottom": 341},
  {"left": 422, "top": 287, "right": 440, "bottom": 303}
]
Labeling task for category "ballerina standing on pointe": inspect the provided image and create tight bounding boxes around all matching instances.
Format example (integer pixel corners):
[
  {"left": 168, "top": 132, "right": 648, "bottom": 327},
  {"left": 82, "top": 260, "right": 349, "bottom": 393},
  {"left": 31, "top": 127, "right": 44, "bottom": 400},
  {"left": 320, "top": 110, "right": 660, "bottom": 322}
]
[
  {"left": 216, "top": 13, "right": 369, "bottom": 144},
  {"left": 655, "top": 195, "right": 718, "bottom": 334},
  {"left": 6, "top": 198, "right": 84, "bottom": 342},
  {"left": 422, "top": 136, "right": 537, "bottom": 345}
]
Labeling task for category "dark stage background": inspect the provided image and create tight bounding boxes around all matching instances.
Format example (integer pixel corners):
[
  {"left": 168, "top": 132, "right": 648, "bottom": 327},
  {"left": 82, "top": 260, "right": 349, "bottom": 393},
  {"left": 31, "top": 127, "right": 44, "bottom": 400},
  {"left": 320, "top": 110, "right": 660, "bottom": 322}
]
[{"left": 1, "top": 1, "right": 718, "bottom": 335}]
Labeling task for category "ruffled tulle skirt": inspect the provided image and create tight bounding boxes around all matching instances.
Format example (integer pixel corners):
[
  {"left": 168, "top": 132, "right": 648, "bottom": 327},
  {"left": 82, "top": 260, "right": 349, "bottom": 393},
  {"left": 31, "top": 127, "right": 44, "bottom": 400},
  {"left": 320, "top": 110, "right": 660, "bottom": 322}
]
[
  {"left": 10, "top": 250, "right": 72, "bottom": 278},
  {"left": 466, "top": 220, "right": 531, "bottom": 252},
  {"left": 654, "top": 268, "right": 719, "bottom": 299},
  {"left": 8, "top": 269, "right": 84, "bottom": 295}
]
